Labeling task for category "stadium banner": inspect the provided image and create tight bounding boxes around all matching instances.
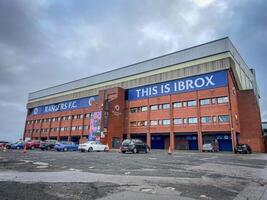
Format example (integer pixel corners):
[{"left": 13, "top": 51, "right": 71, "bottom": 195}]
[
  {"left": 127, "top": 70, "right": 228, "bottom": 100},
  {"left": 29, "top": 96, "right": 98, "bottom": 115}
]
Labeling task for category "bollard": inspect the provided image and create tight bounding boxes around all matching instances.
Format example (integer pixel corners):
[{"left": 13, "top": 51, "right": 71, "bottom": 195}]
[{"left": 168, "top": 146, "right": 172, "bottom": 155}]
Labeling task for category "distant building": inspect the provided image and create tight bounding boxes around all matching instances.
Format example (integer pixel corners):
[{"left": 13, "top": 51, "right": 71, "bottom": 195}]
[{"left": 24, "top": 37, "right": 265, "bottom": 152}]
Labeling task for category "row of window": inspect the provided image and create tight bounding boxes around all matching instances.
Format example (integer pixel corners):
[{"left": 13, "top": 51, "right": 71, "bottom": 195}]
[
  {"left": 27, "top": 114, "right": 91, "bottom": 125},
  {"left": 129, "top": 115, "right": 230, "bottom": 127},
  {"left": 130, "top": 96, "right": 229, "bottom": 113},
  {"left": 25, "top": 125, "right": 89, "bottom": 134}
]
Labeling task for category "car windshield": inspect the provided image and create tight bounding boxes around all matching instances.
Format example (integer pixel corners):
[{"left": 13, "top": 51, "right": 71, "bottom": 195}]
[
  {"left": 203, "top": 144, "right": 211, "bottom": 147},
  {"left": 122, "top": 139, "right": 132, "bottom": 145}
]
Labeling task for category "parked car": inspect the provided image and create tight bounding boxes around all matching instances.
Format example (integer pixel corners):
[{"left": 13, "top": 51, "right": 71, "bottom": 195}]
[
  {"left": 78, "top": 141, "right": 109, "bottom": 152},
  {"left": 25, "top": 140, "right": 41, "bottom": 150},
  {"left": 0, "top": 141, "right": 11, "bottom": 148},
  {"left": 121, "top": 139, "right": 150, "bottom": 154},
  {"left": 202, "top": 143, "right": 219, "bottom": 152},
  {"left": 234, "top": 144, "right": 252, "bottom": 154},
  {"left": 40, "top": 140, "right": 57, "bottom": 151},
  {"left": 10, "top": 141, "right": 25, "bottom": 150},
  {"left": 55, "top": 141, "right": 78, "bottom": 152}
]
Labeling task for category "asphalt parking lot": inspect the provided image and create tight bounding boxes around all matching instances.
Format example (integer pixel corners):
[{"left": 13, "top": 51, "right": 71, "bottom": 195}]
[{"left": 0, "top": 149, "right": 267, "bottom": 200}]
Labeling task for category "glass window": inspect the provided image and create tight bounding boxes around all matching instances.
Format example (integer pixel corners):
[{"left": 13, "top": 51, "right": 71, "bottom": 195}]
[
  {"left": 212, "top": 98, "right": 217, "bottom": 104},
  {"left": 183, "top": 102, "right": 187, "bottom": 107},
  {"left": 188, "top": 117, "right": 197, "bottom": 124},
  {"left": 71, "top": 127, "right": 75, "bottom": 131},
  {"left": 173, "top": 102, "right": 182, "bottom": 108},
  {"left": 130, "top": 107, "right": 138, "bottom": 113},
  {"left": 200, "top": 99, "right": 211, "bottom": 105},
  {"left": 173, "top": 118, "right": 183, "bottom": 125},
  {"left": 130, "top": 121, "right": 137, "bottom": 127},
  {"left": 213, "top": 116, "right": 217, "bottom": 123},
  {"left": 201, "top": 116, "right": 211, "bottom": 123},
  {"left": 139, "top": 121, "right": 147, "bottom": 126},
  {"left": 141, "top": 106, "right": 148, "bottom": 112},
  {"left": 183, "top": 118, "right": 187, "bottom": 124},
  {"left": 218, "top": 115, "right": 230, "bottom": 123},
  {"left": 78, "top": 126, "right": 83, "bottom": 130},
  {"left": 217, "top": 97, "right": 229, "bottom": 104},
  {"left": 162, "top": 104, "right": 170, "bottom": 109},
  {"left": 187, "top": 100, "right": 196, "bottom": 107},
  {"left": 60, "top": 127, "right": 64, "bottom": 131},
  {"left": 150, "top": 105, "right": 158, "bottom": 111},
  {"left": 162, "top": 119, "right": 170, "bottom": 125},
  {"left": 150, "top": 120, "right": 158, "bottom": 126}
]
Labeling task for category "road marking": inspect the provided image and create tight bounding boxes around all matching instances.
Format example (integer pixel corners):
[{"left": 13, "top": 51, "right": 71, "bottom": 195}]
[{"left": 200, "top": 156, "right": 217, "bottom": 160}]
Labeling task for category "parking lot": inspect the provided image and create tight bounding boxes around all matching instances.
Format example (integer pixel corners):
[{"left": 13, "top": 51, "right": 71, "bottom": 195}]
[{"left": 0, "top": 149, "right": 267, "bottom": 200}]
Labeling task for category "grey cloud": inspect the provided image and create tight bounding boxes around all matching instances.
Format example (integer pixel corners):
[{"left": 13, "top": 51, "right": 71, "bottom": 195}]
[{"left": 0, "top": 0, "right": 266, "bottom": 141}]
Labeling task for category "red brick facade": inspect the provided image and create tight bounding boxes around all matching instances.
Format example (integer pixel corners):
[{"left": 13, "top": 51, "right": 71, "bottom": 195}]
[{"left": 24, "top": 70, "right": 265, "bottom": 152}]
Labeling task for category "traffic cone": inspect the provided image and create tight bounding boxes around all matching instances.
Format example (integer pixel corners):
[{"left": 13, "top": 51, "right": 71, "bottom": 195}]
[{"left": 168, "top": 146, "right": 172, "bottom": 155}]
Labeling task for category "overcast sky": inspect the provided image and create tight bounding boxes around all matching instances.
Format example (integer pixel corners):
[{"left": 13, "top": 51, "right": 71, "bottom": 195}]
[{"left": 0, "top": 0, "right": 266, "bottom": 142}]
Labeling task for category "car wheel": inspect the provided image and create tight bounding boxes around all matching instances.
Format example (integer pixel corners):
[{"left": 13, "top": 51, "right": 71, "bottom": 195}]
[
  {"left": 104, "top": 147, "right": 108, "bottom": 152},
  {"left": 132, "top": 148, "right": 137, "bottom": 154},
  {"left": 122, "top": 151, "right": 126, "bottom": 154},
  {"left": 63, "top": 147, "right": 68, "bottom": 152},
  {"left": 145, "top": 147, "right": 150, "bottom": 153},
  {"left": 47, "top": 146, "right": 51, "bottom": 151},
  {"left": 88, "top": 147, "right": 93, "bottom": 152},
  {"left": 80, "top": 149, "right": 85, "bottom": 152}
]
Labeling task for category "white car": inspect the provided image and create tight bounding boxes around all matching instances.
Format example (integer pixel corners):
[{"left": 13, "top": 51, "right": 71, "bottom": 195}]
[
  {"left": 202, "top": 143, "right": 219, "bottom": 152},
  {"left": 78, "top": 141, "right": 109, "bottom": 152}
]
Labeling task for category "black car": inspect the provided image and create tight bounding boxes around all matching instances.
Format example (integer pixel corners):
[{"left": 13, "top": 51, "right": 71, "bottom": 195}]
[
  {"left": 40, "top": 140, "right": 57, "bottom": 151},
  {"left": 234, "top": 144, "right": 252, "bottom": 154},
  {"left": 121, "top": 139, "right": 150, "bottom": 154}
]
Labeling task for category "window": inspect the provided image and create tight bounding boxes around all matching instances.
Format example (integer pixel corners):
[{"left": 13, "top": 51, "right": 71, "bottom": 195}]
[
  {"left": 183, "top": 118, "right": 187, "bottom": 124},
  {"left": 84, "top": 125, "right": 89, "bottom": 130},
  {"left": 173, "top": 118, "right": 183, "bottom": 125},
  {"left": 162, "top": 103, "right": 170, "bottom": 109},
  {"left": 85, "top": 114, "right": 90, "bottom": 118},
  {"left": 200, "top": 99, "right": 211, "bottom": 105},
  {"left": 138, "top": 121, "right": 147, "bottom": 126},
  {"left": 141, "top": 106, "right": 148, "bottom": 112},
  {"left": 188, "top": 117, "right": 197, "bottom": 124},
  {"left": 211, "top": 98, "right": 217, "bottom": 104},
  {"left": 183, "top": 102, "right": 187, "bottom": 107},
  {"left": 130, "top": 121, "right": 137, "bottom": 127},
  {"left": 150, "top": 105, "right": 158, "bottom": 111},
  {"left": 162, "top": 119, "right": 170, "bottom": 125},
  {"left": 68, "top": 116, "right": 72, "bottom": 120},
  {"left": 130, "top": 107, "right": 138, "bottom": 113},
  {"left": 150, "top": 120, "right": 158, "bottom": 126},
  {"left": 201, "top": 116, "right": 211, "bottom": 123},
  {"left": 71, "top": 126, "right": 76, "bottom": 131},
  {"left": 60, "top": 127, "right": 64, "bottom": 131},
  {"left": 187, "top": 100, "right": 196, "bottom": 107},
  {"left": 73, "top": 115, "right": 77, "bottom": 119},
  {"left": 218, "top": 115, "right": 230, "bottom": 123},
  {"left": 213, "top": 116, "right": 217, "bottom": 123},
  {"left": 173, "top": 102, "right": 182, "bottom": 108},
  {"left": 78, "top": 126, "right": 83, "bottom": 130},
  {"left": 217, "top": 97, "right": 229, "bottom": 104}
]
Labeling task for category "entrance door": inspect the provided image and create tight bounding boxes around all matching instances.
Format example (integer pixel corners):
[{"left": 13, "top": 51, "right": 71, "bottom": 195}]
[
  {"left": 151, "top": 136, "right": 164, "bottom": 149},
  {"left": 218, "top": 139, "right": 232, "bottom": 151}
]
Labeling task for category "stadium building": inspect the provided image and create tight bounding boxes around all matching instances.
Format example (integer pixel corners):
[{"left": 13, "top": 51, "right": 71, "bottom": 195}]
[{"left": 24, "top": 37, "right": 266, "bottom": 152}]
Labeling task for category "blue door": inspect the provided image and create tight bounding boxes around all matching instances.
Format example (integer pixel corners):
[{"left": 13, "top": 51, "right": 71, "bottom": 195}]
[
  {"left": 189, "top": 140, "right": 198, "bottom": 150},
  {"left": 218, "top": 140, "right": 232, "bottom": 151},
  {"left": 151, "top": 136, "right": 164, "bottom": 149}
]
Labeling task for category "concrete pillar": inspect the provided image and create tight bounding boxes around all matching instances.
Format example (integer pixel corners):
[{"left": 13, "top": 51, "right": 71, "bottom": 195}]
[
  {"left": 198, "top": 131, "right": 203, "bottom": 151},
  {"left": 170, "top": 131, "right": 175, "bottom": 151},
  {"left": 146, "top": 132, "right": 151, "bottom": 148}
]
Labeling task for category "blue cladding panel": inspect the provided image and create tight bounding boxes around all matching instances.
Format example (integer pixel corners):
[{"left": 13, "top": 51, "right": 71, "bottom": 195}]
[
  {"left": 29, "top": 96, "right": 98, "bottom": 115},
  {"left": 127, "top": 70, "right": 228, "bottom": 100}
]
